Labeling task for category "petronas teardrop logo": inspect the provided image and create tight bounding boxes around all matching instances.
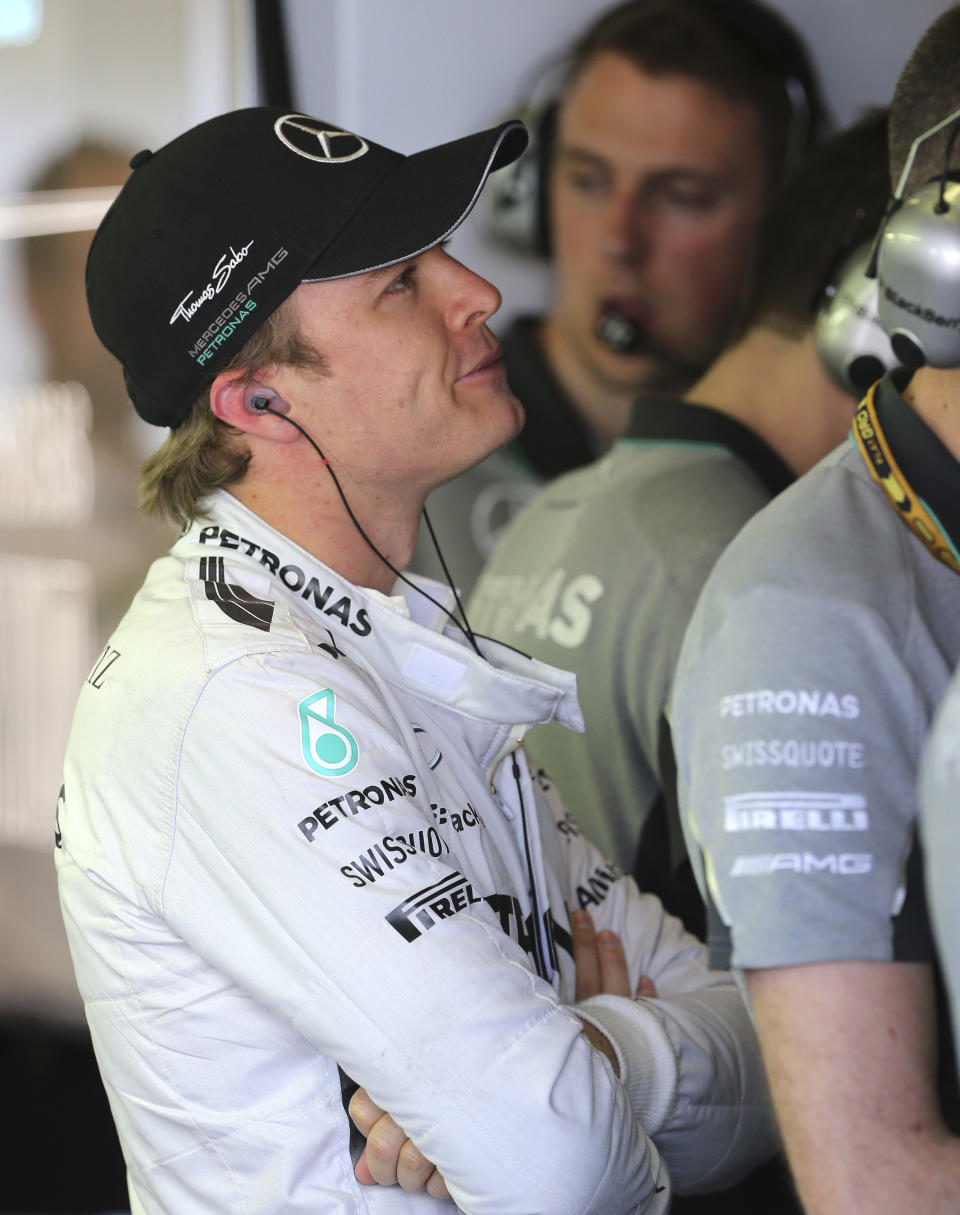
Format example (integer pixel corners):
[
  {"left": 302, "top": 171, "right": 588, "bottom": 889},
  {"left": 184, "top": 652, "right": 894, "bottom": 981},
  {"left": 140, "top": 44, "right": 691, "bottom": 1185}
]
[{"left": 299, "top": 689, "right": 360, "bottom": 777}]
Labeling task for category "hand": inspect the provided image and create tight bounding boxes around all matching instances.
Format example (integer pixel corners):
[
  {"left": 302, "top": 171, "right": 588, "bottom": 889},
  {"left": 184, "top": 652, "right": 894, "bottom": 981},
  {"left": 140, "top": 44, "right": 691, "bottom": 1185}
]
[
  {"left": 571, "top": 908, "right": 658, "bottom": 1000},
  {"left": 348, "top": 1087, "right": 450, "bottom": 1200},
  {"left": 572, "top": 908, "right": 658, "bottom": 1076}
]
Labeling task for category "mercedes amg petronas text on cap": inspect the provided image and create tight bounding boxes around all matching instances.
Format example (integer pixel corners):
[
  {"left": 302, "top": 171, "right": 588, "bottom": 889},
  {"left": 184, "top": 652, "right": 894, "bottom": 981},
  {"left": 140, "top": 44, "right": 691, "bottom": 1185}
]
[{"left": 85, "top": 107, "right": 527, "bottom": 428}]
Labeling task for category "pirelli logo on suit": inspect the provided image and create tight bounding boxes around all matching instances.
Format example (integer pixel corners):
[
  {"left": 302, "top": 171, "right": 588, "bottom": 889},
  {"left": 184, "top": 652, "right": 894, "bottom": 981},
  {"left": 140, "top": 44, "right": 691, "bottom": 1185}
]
[{"left": 386, "top": 872, "right": 483, "bottom": 942}]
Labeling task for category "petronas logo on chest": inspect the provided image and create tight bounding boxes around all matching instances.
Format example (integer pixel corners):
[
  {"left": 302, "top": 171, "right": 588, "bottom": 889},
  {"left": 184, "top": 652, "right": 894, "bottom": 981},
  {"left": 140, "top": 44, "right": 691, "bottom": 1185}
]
[{"left": 299, "top": 689, "right": 360, "bottom": 777}]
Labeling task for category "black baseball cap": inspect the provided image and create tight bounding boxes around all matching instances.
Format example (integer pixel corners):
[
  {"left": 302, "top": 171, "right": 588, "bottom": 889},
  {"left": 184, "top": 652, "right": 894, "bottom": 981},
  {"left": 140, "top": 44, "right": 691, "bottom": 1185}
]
[{"left": 86, "top": 107, "right": 527, "bottom": 428}]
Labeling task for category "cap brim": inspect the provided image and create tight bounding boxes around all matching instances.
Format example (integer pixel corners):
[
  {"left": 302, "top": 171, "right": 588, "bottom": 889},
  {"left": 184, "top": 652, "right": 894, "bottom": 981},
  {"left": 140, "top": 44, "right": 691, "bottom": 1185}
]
[{"left": 302, "top": 120, "right": 527, "bottom": 282}]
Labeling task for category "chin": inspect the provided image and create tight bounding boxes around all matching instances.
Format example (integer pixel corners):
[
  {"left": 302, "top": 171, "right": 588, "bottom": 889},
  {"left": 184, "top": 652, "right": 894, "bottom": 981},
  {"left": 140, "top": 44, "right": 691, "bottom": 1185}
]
[
  {"left": 592, "top": 341, "right": 698, "bottom": 395},
  {"left": 481, "top": 407, "right": 524, "bottom": 466},
  {"left": 506, "top": 391, "right": 525, "bottom": 436},
  {"left": 487, "top": 385, "right": 525, "bottom": 440},
  {"left": 591, "top": 344, "right": 662, "bottom": 386}
]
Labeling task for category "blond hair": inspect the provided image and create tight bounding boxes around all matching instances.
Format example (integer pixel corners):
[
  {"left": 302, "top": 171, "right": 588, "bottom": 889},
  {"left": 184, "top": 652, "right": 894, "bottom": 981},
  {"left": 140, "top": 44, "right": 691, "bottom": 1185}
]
[{"left": 139, "top": 296, "right": 328, "bottom": 527}]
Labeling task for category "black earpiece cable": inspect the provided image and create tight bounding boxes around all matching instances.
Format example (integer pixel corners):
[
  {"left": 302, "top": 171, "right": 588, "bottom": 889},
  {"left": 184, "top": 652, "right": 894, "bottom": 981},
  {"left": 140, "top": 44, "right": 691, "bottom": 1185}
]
[
  {"left": 420, "top": 504, "right": 482, "bottom": 652},
  {"left": 253, "top": 400, "right": 484, "bottom": 657}
]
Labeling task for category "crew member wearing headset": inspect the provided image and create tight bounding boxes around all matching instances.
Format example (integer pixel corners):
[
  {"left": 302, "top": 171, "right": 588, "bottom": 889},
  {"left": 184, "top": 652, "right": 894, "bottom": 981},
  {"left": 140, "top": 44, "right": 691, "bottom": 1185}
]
[
  {"left": 468, "top": 110, "right": 891, "bottom": 923},
  {"left": 671, "top": 10, "right": 960, "bottom": 1210},
  {"left": 920, "top": 662, "right": 960, "bottom": 1094},
  {"left": 413, "top": 0, "right": 825, "bottom": 592},
  {"left": 466, "top": 111, "right": 890, "bottom": 1215},
  {"left": 55, "top": 107, "right": 776, "bottom": 1215}
]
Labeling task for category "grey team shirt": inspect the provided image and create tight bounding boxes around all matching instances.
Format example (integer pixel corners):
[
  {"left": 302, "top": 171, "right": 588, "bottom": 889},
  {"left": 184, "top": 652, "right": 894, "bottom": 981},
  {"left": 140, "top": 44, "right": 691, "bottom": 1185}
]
[
  {"left": 468, "top": 435, "right": 773, "bottom": 870},
  {"left": 920, "top": 664, "right": 960, "bottom": 1073},
  {"left": 673, "top": 439, "right": 960, "bottom": 970}
]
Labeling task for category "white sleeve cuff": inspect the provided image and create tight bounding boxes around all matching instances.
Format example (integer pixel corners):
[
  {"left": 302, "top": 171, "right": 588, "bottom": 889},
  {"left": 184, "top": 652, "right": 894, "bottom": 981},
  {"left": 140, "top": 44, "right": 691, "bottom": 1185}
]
[{"left": 573, "top": 995, "right": 678, "bottom": 1136}]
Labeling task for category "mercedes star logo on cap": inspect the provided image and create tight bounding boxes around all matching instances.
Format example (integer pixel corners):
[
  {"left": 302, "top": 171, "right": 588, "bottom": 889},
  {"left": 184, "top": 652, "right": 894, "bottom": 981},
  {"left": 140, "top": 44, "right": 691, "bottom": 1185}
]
[{"left": 274, "top": 115, "right": 369, "bottom": 164}]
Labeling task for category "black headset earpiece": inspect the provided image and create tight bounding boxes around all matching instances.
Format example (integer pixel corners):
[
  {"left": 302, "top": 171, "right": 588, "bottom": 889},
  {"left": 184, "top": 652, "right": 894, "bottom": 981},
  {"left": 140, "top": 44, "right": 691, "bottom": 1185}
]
[{"left": 872, "top": 106, "right": 960, "bottom": 369}]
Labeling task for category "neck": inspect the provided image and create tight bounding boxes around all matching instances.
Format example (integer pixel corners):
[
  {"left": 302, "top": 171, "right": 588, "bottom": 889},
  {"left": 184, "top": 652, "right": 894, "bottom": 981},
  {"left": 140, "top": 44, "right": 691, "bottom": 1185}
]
[
  {"left": 901, "top": 366, "right": 960, "bottom": 464},
  {"left": 230, "top": 448, "right": 422, "bottom": 596},
  {"left": 686, "top": 325, "right": 856, "bottom": 476}
]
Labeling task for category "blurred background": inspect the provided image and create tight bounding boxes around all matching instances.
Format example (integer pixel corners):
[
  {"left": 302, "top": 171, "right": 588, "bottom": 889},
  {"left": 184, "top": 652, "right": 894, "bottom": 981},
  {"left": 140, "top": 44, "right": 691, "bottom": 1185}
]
[{"left": 0, "top": 0, "right": 951, "bottom": 1209}]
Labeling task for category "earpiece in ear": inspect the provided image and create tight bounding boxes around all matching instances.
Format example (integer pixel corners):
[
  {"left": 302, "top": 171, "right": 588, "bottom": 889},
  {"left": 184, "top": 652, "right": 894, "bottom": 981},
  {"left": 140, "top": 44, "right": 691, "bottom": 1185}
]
[{"left": 244, "top": 389, "right": 290, "bottom": 415}]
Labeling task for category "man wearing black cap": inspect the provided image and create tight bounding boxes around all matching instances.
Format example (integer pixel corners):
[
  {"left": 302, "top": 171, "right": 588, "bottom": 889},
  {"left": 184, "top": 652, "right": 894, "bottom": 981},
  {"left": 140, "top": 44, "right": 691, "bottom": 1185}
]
[{"left": 56, "top": 108, "right": 775, "bottom": 1214}]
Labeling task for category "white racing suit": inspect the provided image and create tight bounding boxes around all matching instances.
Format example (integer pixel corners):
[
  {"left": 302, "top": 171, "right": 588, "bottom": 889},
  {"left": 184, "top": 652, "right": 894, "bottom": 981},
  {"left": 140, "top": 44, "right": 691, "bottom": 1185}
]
[{"left": 56, "top": 489, "right": 775, "bottom": 1214}]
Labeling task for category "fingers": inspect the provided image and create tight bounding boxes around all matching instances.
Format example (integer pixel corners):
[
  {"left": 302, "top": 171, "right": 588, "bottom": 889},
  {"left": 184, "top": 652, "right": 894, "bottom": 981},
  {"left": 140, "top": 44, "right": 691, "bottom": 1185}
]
[
  {"left": 354, "top": 1151, "right": 376, "bottom": 1186},
  {"left": 350, "top": 1089, "right": 405, "bottom": 1187},
  {"left": 572, "top": 908, "right": 602, "bottom": 1000},
  {"left": 349, "top": 1086, "right": 449, "bottom": 1196},
  {"left": 394, "top": 1137, "right": 438, "bottom": 1193},
  {"left": 359, "top": 1110, "right": 409, "bottom": 1186},
  {"left": 636, "top": 975, "right": 659, "bottom": 999},
  {"left": 348, "top": 1087, "right": 384, "bottom": 1137},
  {"left": 360, "top": 1121, "right": 447, "bottom": 1194},
  {"left": 573, "top": 907, "right": 634, "bottom": 999},
  {"left": 595, "top": 927, "right": 632, "bottom": 997},
  {"left": 573, "top": 908, "right": 657, "bottom": 1000},
  {"left": 426, "top": 1169, "right": 452, "bottom": 1200}
]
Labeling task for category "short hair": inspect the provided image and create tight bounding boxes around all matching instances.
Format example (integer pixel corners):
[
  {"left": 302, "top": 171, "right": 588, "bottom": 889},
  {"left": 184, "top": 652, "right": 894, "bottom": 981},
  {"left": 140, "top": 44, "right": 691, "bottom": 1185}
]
[
  {"left": 138, "top": 296, "right": 328, "bottom": 528},
  {"left": 563, "top": 0, "right": 827, "bottom": 184},
  {"left": 889, "top": 5, "right": 960, "bottom": 193},
  {"left": 742, "top": 107, "right": 890, "bottom": 334}
]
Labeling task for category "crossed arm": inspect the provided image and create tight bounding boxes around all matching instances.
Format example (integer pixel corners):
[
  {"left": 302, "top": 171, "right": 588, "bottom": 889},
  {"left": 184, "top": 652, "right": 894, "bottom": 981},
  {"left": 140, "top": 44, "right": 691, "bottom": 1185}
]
[
  {"left": 349, "top": 910, "right": 657, "bottom": 1200},
  {"left": 746, "top": 959, "right": 960, "bottom": 1215}
]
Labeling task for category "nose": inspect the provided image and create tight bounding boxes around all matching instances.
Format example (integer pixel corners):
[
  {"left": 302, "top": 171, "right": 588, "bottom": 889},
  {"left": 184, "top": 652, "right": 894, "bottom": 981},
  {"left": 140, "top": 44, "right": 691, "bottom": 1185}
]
[
  {"left": 601, "top": 190, "right": 649, "bottom": 267},
  {"left": 441, "top": 252, "right": 502, "bottom": 329}
]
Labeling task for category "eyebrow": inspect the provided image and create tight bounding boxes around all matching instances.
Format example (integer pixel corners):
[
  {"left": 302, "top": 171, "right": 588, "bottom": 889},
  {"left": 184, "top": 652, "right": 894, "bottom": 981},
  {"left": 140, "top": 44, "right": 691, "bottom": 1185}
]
[
  {"left": 361, "top": 262, "right": 405, "bottom": 286},
  {"left": 358, "top": 238, "right": 451, "bottom": 289},
  {"left": 556, "top": 145, "right": 608, "bottom": 167},
  {"left": 360, "top": 255, "right": 418, "bottom": 289},
  {"left": 556, "top": 144, "right": 730, "bottom": 187}
]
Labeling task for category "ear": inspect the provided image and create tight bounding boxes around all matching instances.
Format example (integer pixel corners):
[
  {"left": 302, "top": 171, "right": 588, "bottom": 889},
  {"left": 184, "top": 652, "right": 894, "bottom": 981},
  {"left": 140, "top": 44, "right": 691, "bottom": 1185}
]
[{"left": 209, "top": 370, "right": 299, "bottom": 443}]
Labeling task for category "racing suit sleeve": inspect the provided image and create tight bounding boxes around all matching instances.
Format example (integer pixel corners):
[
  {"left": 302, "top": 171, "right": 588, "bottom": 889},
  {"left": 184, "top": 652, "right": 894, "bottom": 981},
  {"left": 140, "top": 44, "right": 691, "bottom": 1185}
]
[
  {"left": 541, "top": 778, "right": 778, "bottom": 1196},
  {"left": 159, "top": 655, "right": 670, "bottom": 1215}
]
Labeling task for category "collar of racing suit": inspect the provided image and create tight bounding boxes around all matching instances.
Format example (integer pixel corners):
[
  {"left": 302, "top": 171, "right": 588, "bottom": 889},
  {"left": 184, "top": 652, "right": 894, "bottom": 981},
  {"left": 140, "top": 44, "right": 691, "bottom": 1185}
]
[{"left": 178, "top": 488, "right": 585, "bottom": 787}]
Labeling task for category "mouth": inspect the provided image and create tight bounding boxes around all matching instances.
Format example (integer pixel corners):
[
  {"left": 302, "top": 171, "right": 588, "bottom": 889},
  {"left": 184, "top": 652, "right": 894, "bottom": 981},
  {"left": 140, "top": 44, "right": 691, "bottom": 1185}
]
[
  {"left": 594, "top": 298, "right": 658, "bottom": 357},
  {"left": 457, "top": 344, "right": 505, "bottom": 383},
  {"left": 599, "top": 297, "right": 654, "bottom": 330}
]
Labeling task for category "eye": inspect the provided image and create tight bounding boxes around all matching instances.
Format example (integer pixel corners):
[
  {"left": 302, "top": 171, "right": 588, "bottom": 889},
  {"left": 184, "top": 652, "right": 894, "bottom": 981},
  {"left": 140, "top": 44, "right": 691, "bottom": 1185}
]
[
  {"left": 668, "top": 192, "right": 717, "bottom": 211},
  {"left": 661, "top": 182, "right": 720, "bottom": 212},
  {"left": 384, "top": 263, "right": 417, "bottom": 296},
  {"left": 562, "top": 166, "right": 608, "bottom": 196}
]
